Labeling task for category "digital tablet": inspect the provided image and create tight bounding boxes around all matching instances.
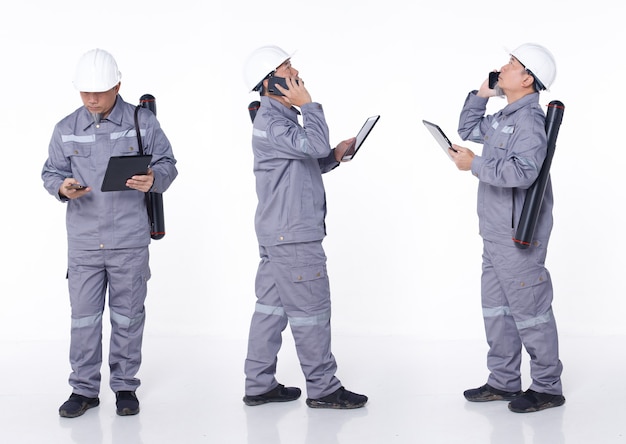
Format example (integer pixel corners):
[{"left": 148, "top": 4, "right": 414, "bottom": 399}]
[
  {"left": 422, "top": 120, "right": 457, "bottom": 160},
  {"left": 341, "top": 115, "right": 381, "bottom": 161},
  {"left": 101, "top": 154, "right": 152, "bottom": 192}
]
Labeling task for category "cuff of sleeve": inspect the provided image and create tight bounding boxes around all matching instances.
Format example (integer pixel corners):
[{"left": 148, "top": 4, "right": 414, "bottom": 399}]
[
  {"left": 470, "top": 156, "right": 483, "bottom": 178},
  {"left": 300, "top": 102, "right": 323, "bottom": 112},
  {"left": 469, "top": 90, "right": 489, "bottom": 106}
]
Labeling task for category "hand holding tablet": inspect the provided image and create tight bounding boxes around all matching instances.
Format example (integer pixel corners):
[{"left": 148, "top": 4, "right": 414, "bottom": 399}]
[
  {"left": 101, "top": 155, "right": 153, "bottom": 192},
  {"left": 341, "top": 115, "right": 380, "bottom": 161}
]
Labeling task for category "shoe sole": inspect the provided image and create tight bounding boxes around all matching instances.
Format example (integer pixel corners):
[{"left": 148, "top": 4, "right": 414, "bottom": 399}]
[
  {"left": 464, "top": 393, "right": 522, "bottom": 402},
  {"left": 306, "top": 400, "right": 367, "bottom": 409},
  {"left": 116, "top": 407, "right": 140, "bottom": 416},
  {"left": 243, "top": 396, "right": 300, "bottom": 406},
  {"left": 508, "top": 396, "right": 566, "bottom": 413}
]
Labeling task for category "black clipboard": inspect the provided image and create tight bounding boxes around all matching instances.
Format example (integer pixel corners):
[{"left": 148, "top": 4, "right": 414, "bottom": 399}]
[
  {"left": 422, "top": 120, "right": 457, "bottom": 160},
  {"left": 341, "top": 115, "right": 380, "bottom": 161},
  {"left": 101, "top": 154, "right": 152, "bottom": 192}
]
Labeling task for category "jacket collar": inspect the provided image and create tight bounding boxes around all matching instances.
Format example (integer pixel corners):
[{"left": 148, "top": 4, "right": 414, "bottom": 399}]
[
  {"left": 79, "top": 94, "right": 124, "bottom": 131},
  {"left": 260, "top": 95, "right": 301, "bottom": 122},
  {"left": 501, "top": 92, "right": 540, "bottom": 117}
]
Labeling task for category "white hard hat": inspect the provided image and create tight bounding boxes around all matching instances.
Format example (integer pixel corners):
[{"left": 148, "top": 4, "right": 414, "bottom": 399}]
[
  {"left": 509, "top": 43, "right": 556, "bottom": 91},
  {"left": 243, "top": 45, "right": 293, "bottom": 92},
  {"left": 73, "top": 48, "right": 122, "bottom": 92}
]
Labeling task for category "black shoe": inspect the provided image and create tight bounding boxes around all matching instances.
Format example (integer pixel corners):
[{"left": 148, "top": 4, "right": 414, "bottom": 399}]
[
  {"left": 306, "top": 386, "right": 368, "bottom": 409},
  {"left": 464, "top": 384, "right": 523, "bottom": 402},
  {"left": 508, "top": 389, "right": 565, "bottom": 413},
  {"left": 243, "top": 384, "right": 302, "bottom": 406},
  {"left": 59, "top": 393, "right": 100, "bottom": 418},
  {"left": 116, "top": 391, "right": 140, "bottom": 416}
]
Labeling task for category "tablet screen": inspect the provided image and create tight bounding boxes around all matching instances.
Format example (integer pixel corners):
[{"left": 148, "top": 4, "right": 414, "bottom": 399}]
[
  {"left": 342, "top": 115, "right": 380, "bottom": 161},
  {"left": 101, "top": 154, "right": 152, "bottom": 192},
  {"left": 422, "top": 120, "right": 455, "bottom": 160}
]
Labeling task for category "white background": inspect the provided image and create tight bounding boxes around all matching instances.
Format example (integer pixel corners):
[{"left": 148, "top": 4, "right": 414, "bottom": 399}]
[{"left": 1, "top": 0, "right": 624, "bottom": 348}]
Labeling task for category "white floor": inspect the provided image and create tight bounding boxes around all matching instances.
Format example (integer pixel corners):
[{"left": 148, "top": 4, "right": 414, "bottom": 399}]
[{"left": 1, "top": 334, "right": 624, "bottom": 444}]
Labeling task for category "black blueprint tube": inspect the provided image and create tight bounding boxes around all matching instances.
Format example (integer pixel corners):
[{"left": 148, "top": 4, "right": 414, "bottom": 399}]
[
  {"left": 147, "top": 192, "right": 165, "bottom": 240},
  {"left": 513, "top": 100, "right": 565, "bottom": 249},
  {"left": 140, "top": 94, "right": 166, "bottom": 240},
  {"left": 249, "top": 100, "right": 260, "bottom": 123}
]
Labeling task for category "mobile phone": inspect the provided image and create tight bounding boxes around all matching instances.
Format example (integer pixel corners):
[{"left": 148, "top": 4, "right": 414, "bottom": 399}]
[
  {"left": 488, "top": 71, "right": 500, "bottom": 89},
  {"left": 66, "top": 183, "right": 87, "bottom": 190},
  {"left": 267, "top": 76, "right": 299, "bottom": 96}
]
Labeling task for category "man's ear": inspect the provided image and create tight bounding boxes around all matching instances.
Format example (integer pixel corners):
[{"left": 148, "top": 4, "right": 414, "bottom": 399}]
[
  {"left": 260, "top": 78, "right": 269, "bottom": 96},
  {"left": 522, "top": 74, "right": 534, "bottom": 89}
]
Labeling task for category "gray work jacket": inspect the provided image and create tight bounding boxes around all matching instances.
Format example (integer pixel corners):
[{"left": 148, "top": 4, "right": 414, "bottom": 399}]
[
  {"left": 42, "top": 95, "right": 178, "bottom": 250},
  {"left": 458, "top": 91, "right": 553, "bottom": 246},
  {"left": 252, "top": 96, "right": 339, "bottom": 246}
]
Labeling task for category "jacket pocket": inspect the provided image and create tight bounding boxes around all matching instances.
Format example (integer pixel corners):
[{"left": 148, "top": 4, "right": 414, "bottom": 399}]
[
  {"left": 64, "top": 143, "right": 94, "bottom": 176},
  {"left": 492, "top": 127, "right": 513, "bottom": 150}
]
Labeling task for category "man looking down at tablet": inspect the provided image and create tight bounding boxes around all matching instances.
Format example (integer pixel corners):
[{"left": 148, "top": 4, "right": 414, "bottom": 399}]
[
  {"left": 449, "top": 43, "right": 564, "bottom": 413},
  {"left": 42, "top": 48, "right": 177, "bottom": 418},
  {"left": 241, "top": 45, "right": 367, "bottom": 409}
]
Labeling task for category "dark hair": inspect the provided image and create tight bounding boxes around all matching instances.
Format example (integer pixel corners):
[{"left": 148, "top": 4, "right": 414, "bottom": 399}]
[
  {"left": 526, "top": 69, "right": 546, "bottom": 92},
  {"left": 253, "top": 70, "right": 275, "bottom": 95}
]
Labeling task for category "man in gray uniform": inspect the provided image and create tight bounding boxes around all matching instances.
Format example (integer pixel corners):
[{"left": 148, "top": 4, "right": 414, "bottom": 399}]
[
  {"left": 241, "top": 45, "right": 367, "bottom": 409},
  {"left": 450, "top": 43, "right": 565, "bottom": 413},
  {"left": 42, "top": 48, "right": 177, "bottom": 418}
]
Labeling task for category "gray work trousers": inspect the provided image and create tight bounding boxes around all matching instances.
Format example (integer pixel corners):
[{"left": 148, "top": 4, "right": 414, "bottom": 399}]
[
  {"left": 481, "top": 239, "right": 563, "bottom": 395},
  {"left": 67, "top": 247, "right": 150, "bottom": 397},
  {"left": 244, "top": 241, "right": 341, "bottom": 399}
]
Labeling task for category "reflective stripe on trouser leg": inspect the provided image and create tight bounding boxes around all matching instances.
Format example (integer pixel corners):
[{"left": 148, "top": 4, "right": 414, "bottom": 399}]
[
  {"left": 107, "top": 247, "right": 150, "bottom": 392},
  {"left": 68, "top": 250, "right": 108, "bottom": 397},
  {"left": 289, "top": 308, "right": 339, "bottom": 399},
  {"left": 245, "top": 242, "right": 341, "bottom": 399},
  {"left": 516, "top": 306, "right": 563, "bottom": 394},
  {"left": 482, "top": 240, "right": 563, "bottom": 395},
  {"left": 245, "top": 252, "right": 289, "bottom": 396},
  {"left": 481, "top": 248, "right": 523, "bottom": 392},
  {"left": 69, "top": 312, "right": 105, "bottom": 397}
]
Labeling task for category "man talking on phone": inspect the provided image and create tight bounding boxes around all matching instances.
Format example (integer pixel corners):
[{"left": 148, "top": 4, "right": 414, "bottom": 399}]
[
  {"left": 450, "top": 43, "right": 564, "bottom": 413},
  {"left": 241, "top": 45, "right": 367, "bottom": 409},
  {"left": 41, "top": 48, "right": 177, "bottom": 418}
]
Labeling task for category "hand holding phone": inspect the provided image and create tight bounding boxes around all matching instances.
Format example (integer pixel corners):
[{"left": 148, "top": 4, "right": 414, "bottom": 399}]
[
  {"left": 488, "top": 71, "right": 500, "bottom": 89},
  {"left": 267, "top": 76, "right": 311, "bottom": 107},
  {"left": 62, "top": 181, "right": 89, "bottom": 199},
  {"left": 65, "top": 183, "right": 87, "bottom": 190},
  {"left": 267, "top": 76, "right": 299, "bottom": 96}
]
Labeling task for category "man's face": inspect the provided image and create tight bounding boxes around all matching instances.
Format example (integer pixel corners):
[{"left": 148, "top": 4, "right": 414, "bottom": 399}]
[
  {"left": 274, "top": 59, "right": 298, "bottom": 78},
  {"left": 499, "top": 56, "right": 533, "bottom": 92},
  {"left": 80, "top": 83, "right": 120, "bottom": 119}
]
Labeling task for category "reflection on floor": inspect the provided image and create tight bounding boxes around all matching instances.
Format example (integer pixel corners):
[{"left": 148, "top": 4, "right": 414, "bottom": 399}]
[{"left": 1, "top": 334, "right": 624, "bottom": 444}]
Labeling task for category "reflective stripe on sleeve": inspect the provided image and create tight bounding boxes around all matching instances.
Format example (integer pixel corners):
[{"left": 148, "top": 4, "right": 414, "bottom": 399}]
[
  {"left": 298, "top": 136, "right": 309, "bottom": 153},
  {"left": 253, "top": 129, "right": 267, "bottom": 138}
]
